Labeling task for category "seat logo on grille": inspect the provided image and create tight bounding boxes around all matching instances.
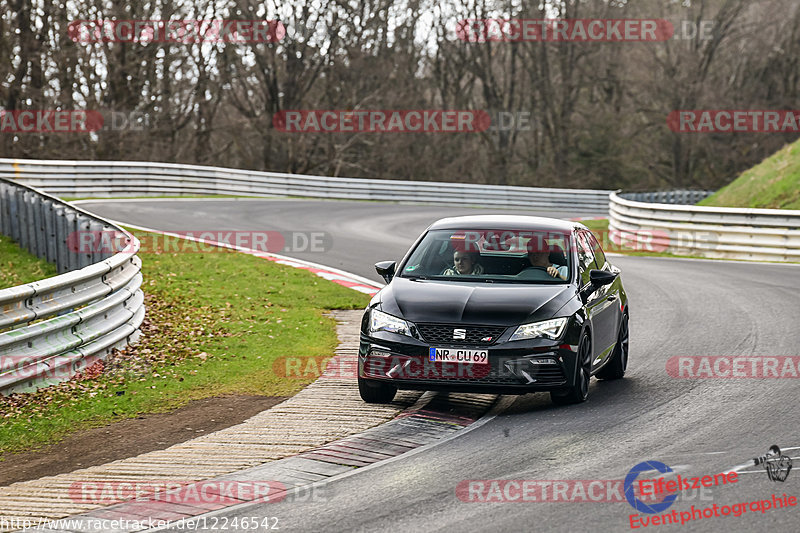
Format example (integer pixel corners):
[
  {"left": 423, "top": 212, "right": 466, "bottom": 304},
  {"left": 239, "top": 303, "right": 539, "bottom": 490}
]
[{"left": 453, "top": 328, "right": 466, "bottom": 340}]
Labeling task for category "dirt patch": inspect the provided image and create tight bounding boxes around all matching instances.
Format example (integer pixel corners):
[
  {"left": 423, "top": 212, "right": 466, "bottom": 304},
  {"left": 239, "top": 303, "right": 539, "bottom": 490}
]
[{"left": 0, "top": 395, "right": 285, "bottom": 487}]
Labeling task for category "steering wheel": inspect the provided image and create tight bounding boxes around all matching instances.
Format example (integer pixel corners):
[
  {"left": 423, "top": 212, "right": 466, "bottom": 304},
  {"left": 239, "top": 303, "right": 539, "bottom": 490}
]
[{"left": 517, "top": 265, "right": 556, "bottom": 280}]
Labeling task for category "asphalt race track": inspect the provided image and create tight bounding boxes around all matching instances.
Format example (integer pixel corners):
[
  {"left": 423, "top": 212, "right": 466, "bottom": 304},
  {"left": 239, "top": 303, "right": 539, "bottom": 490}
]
[
  {"left": 77, "top": 198, "right": 602, "bottom": 283},
  {"left": 80, "top": 198, "right": 800, "bottom": 532}
]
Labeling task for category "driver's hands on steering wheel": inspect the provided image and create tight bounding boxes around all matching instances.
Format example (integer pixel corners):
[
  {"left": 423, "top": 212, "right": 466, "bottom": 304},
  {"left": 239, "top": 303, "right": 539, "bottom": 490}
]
[{"left": 547, "top": 266, "right": 563, "bottom": 279}]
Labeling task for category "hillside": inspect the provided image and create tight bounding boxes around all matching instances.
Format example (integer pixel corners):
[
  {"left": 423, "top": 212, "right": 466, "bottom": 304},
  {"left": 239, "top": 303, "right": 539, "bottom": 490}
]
[{"left": 699, "top": 139, "right": 800, "bottom": 210}]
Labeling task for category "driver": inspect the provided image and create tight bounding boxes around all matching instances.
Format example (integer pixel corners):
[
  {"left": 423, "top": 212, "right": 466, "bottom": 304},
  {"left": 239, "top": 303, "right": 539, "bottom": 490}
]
[
  {"left": 442, "top": 250, "right": 484, "bottom": 276},
  {"left": 525, "top": 244, "right": 568, "bottom": 280}
]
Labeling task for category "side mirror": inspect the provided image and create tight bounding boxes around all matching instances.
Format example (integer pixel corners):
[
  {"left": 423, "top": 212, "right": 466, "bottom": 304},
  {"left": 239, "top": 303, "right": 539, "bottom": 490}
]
[
  {"left": 580, "top": 270, "right": 618, "bottom": 303},
  {"left": 375, "top": 261, "right": 396, "bottom": 284},
  {"left": 589, "top": 269, "right": 618, "bottom": 287}
]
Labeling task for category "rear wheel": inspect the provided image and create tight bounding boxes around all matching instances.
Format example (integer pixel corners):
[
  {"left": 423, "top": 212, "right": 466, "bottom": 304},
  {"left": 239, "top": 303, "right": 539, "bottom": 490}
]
[
  {"left": 358, "top": 375, "right": 397, "bottom": 404},
  {"left": 596, "top": 314, "right": 629, "bottom": 380},
  {"left": 551, "top": 333, "right": 591, "bottom": 405}
]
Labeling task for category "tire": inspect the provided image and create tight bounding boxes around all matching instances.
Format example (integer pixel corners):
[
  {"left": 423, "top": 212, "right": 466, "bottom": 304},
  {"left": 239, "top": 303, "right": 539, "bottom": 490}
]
[
  {"left": 358, "top": 375, "right": 397, "bottom": 404},
  {"left": 596, "top": 313, "right": 629, "bottom": 380},
  {"left": 550, "top": 333, "right": 591, "bottom": 405}
]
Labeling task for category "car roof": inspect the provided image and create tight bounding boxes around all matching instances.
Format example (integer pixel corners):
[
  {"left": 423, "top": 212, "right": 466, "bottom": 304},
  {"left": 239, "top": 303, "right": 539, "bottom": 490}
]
[{"left": 427, "top": 215, "right": 584, "bottom": 233}]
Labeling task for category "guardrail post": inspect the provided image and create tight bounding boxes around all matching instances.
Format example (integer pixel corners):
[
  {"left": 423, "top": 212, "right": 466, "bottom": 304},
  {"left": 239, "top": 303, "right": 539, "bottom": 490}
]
[
  {"left": 26, "top": 191, "right": 38, "bottom": 255},
  {"left": 0, "top": 182, "right": 8, "bottom": 236},
  {"left": 44, "top": 199, "right": 57, "bottom": 264},
  {"left": 65, "top": 208, "right": 79, "bottom": 272},
  {"left": 19, "top": 190, "right": 30, "bottom": 249},
  {"left": 54, "top": 205, "right": 68, "bottom": 273},
  {"left": 9, "top": 188, "right": 20, "bottom": 242},
  {"left": 88, "top": 220, "right": 106, "bottom": 263},
  {"left": 78, "top": 215, "right": 93, "bottom": 268},
  {"left": 35, "top": 194, "right": 48, "bottom": 259}
]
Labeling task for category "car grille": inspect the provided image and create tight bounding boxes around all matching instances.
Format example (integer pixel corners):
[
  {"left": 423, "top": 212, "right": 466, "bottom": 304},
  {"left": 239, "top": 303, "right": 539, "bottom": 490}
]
[
  {"left": 415, "top": 323, "right": 507, "bottom": 345},
  {"left": 443, "top": 359, "right": 567, "bottom": 386},
  {"left": 364, "top": 352, "right": 567, "bottom": 386}
]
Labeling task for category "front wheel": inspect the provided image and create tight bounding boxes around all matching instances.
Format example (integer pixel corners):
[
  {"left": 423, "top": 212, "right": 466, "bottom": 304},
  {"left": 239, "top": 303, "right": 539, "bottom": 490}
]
[
  {"left": 551, "top": 333, "right": 591, "bottom": 405},
  {"left": 596, "top": 313, "right": 629, "bottom": 380},
  {"left": 358, "top": 375, "right": 397, "bottom": 404}
]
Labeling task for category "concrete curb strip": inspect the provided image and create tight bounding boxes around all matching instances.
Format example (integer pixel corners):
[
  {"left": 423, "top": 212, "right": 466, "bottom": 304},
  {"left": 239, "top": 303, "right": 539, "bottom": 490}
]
[{"left": 0, "top": 311, "right": 498, "bottom": 532}]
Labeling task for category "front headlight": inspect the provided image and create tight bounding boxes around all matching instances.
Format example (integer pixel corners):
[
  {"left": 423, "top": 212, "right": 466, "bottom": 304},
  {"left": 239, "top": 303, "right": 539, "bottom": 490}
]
[
  {"left": 509, "top": 317, "right": 568, "bottom": 341},
  {"left": 369, "top": 309, "right": 411, "bottom": 336}
]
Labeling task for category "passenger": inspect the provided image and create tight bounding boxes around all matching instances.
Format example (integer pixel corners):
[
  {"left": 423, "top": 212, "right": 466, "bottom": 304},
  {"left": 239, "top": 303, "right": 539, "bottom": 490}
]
[
  {"left": 526, "top": 246, "right": 568, "bottom": 280},
  {"left": 442, "top": 250, "right": 484, "bottom": 276}
]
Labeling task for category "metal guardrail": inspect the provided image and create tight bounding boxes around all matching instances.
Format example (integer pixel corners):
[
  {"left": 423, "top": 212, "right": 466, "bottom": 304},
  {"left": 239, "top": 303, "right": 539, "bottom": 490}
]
[
  {"left": 620, "top": 190, "right": 714, "bottom": 205},
  {"left": 609, "top": 192, "right": 800, "bottom": 262},
  {"left": 0, "top": 158, "right": 612, "bottom": 214},
  {"left": 0, "top": 178, "right": 144, "bottom": 395}
]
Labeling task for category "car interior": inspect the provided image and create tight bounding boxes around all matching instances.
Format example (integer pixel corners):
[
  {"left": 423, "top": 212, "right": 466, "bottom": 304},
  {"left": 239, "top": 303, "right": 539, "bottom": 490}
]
[{"left": 429, "top": 238, "right": 570, "bottom": 279}]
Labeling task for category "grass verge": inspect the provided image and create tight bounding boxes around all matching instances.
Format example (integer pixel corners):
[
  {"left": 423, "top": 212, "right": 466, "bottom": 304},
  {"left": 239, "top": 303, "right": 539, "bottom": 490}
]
[
  {"left": 699, "top": 139, "right": 800, "bottom": 210},
  {"left": 0, "top": 234, "right": 58, "bottom": 290},
  {"left": 0, "top": 230, "right": 370, "bottom": 456}
]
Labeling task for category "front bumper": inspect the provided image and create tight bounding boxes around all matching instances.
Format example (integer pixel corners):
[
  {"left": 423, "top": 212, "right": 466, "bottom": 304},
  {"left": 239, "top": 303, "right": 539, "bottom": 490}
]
[{"left": 359, "top": 333, "right": 580, "bottom": 394}]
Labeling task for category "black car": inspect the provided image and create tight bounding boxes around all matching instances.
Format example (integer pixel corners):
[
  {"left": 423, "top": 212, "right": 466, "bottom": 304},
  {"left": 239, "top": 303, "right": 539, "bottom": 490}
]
[{"left": 358, "top": 215, "right": 629, "bottom": 405}]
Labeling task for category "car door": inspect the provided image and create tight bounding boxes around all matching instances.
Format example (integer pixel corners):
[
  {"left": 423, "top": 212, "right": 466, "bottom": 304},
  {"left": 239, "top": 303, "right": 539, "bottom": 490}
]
[
  {"left": 576, "top": 231, "right": 617, "bottom": 367},
  {"left": 585, "top": 230, "right": 622, "bottom": 346}
]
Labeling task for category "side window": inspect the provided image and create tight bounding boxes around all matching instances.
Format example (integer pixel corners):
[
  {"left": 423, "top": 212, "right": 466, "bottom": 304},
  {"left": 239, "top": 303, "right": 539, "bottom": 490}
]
[
  {"left": 576, "top": 232, "right": 597, "bottom": 285},
  {"left": 584, "top": 231, "right": 606, "bottom": 268}
]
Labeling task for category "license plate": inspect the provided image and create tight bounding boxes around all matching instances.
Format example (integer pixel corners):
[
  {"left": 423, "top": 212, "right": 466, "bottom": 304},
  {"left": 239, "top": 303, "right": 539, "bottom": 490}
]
[{"left": 429, "top": 347, "right": 488, "bottom": 364}]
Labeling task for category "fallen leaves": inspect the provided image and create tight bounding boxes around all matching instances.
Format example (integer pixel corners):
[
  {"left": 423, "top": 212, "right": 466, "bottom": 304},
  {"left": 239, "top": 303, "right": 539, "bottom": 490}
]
[{"left": 0, "top": 291, "right": 230, "bottom": 420}]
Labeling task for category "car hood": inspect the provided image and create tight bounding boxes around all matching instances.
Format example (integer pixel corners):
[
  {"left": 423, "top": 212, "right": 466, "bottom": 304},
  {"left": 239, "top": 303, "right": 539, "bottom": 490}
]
[{"left": 378, "top": 277, "right": 575, "bottom": 326}]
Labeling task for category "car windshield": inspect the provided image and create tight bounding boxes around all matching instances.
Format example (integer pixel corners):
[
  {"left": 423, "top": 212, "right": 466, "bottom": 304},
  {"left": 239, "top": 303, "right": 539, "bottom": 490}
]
[{"left": 399, "top": 229, "right": 572, "bottom": 284}]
